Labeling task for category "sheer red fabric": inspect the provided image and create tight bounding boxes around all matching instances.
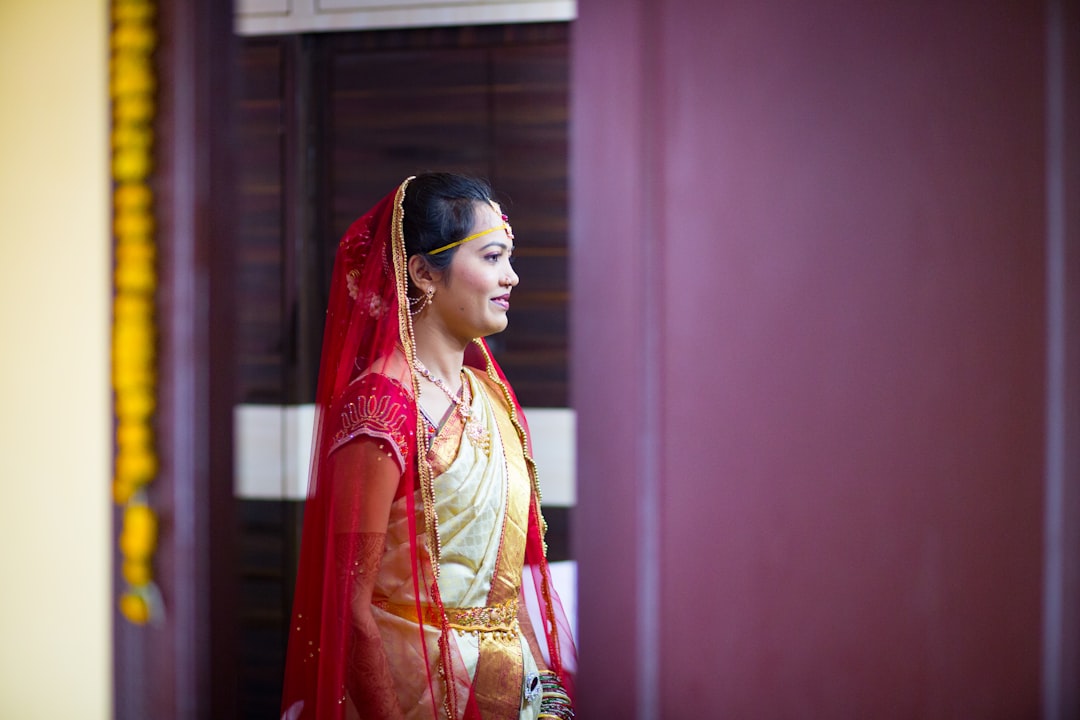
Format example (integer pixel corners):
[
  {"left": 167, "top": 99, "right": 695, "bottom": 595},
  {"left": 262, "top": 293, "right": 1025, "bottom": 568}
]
[{"left": 280, "top": 178, "right": 576, "bottom": 720}]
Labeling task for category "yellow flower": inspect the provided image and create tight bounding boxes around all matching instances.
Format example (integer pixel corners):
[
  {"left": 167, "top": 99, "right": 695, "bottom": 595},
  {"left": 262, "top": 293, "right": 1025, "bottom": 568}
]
[
  {"left": 112, "top": 370, "right": 155, "bottom": 394},
  {"left": 112, "top": 371, "right": 153, "bottom": 395},
  {"left": 113, "top": 0, "right": 155, "bottom": 22},
  {"left": 116, "top": 429, "right": 153, "bottom": 461},
  {"left": 115, "top": 182, "right": 152, "bottom": 211},
  {"left": 113, "top": 465, "right": 155, "bottom": 503},
  {"left": 116, "top": 449, "right": 158, "bottom": 488},
  {"left": 115, "top": 238, "right": 156, "bottom": 265},
  {"left": 112, "top": 130, "right": 152, "bottom": 158},
  {"left": 112, "top": 346, "right": 155, "bottom": 380},
  {"left": 113, "top": 322, "right": 154, "bottom": 364},
  {"left": 111, "top": 0, "right": 159, "bottom": 631},
  {"left": 114, "top": 210, "right": 154, "bottom": 239},
  {"left": 111, "top": 22, "right": 156, "bottom": 53},
  {"left": 110, "top": 59, "right": 155, "bottom": 98},
  {"left": 113, "top": 294, "right": 153, "bottom": 322},
  {"left": 117, "top": 420, "right": 151, "bottom": 450},
  {"left": 115, "top": 260, "right": 156, "bottom": 293},
  {"left": 120, "top": 502, "right": 158, "bottom": 560},
  {"left": 114, "top": 232, "right": 153, "bottom": 249},
  {"left": 113, "top": 477, "right": 136, "bottom": 505},
  {"left": 119, "top": 591, "right": 150, "bottom": 625},
  {"left": 122, "top": 558, "right": 152, "bottom": 587},
  {"left": 114, "top": 95, "right": 154, "bottom": 124},
  {"left": 113, "top": 148, "right": 152, "bottom": 181},
  {"left": 116, "top": 388, "right": 155, "bottom": 420},
  {"left": 111, "top": 341, "right": 155, "bottom": 375}
]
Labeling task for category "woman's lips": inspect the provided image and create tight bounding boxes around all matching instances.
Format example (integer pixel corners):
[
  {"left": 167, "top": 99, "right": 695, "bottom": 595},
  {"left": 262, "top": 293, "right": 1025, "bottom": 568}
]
[{"left": 491, "top": 294, "right": 511, "bottom": 310}]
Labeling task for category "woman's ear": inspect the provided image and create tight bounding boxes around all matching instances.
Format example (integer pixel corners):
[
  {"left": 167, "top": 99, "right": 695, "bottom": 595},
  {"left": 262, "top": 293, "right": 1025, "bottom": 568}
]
[{"left": 407, "top": 255, "right": 441, "bottom": 294}]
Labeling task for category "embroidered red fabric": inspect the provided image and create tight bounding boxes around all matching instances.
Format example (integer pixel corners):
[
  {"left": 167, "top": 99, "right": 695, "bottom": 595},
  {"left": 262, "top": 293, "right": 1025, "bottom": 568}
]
[{"left": 280, "top": 178, "right": 576, "bottom": 719}]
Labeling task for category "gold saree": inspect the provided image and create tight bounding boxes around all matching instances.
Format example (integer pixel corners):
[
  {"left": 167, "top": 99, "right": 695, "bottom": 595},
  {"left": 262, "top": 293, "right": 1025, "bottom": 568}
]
[{"left": 367, "top": 368, "right": 540, "bottom": 720}]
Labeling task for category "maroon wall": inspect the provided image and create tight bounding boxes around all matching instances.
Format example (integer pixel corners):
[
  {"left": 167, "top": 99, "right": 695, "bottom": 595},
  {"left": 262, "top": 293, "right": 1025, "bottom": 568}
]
[{"left": 572, "top": 1, "right": 1069, "bottom": 716}]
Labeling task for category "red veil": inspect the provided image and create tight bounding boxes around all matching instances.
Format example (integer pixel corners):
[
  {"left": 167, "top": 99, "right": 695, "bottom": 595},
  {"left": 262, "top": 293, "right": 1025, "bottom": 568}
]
[{"left": 280, "top": 178, "right": 576, "bottom": 719}]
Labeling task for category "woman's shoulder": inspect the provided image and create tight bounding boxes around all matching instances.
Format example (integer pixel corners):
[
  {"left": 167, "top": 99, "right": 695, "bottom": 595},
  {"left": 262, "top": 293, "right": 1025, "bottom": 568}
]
[
  {"left": 468, "top": 366, "right": 517, "bottom": 417},
  {"left": 330, "top": 374, "right": 412, "bottom": 413},
  {"left": 354, "top": 349, "right": 413, "bottom": 395},
  {"left": 327, "top": 355, "right": 418, "bottom": 464}
]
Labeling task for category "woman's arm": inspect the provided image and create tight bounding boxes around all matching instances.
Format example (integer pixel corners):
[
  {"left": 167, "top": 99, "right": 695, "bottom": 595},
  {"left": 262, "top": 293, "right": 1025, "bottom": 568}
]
[{"left": 330, "top": 438, "right": 405, "bottom": 720}]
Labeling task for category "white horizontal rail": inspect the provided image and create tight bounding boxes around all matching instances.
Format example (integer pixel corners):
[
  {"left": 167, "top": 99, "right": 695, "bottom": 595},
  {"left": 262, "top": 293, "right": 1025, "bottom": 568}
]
[
  {"left": 234, "top": 403, "right": 577, "bottom": 505},
  {"left": 235, "top": 0, "right": 575, "bottom": 36}
]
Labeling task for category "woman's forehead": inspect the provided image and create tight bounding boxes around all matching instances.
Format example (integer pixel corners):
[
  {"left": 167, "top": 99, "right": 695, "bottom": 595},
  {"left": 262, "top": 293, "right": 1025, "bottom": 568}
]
[
  {"left": 470, "top": 201, "right": 514, "bottom": 241},
  {"left": 473, "top": 200, "right": 503, "bottom": 224}
]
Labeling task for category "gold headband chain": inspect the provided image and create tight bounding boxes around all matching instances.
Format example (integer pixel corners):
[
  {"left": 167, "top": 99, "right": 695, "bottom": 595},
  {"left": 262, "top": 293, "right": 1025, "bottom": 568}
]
[{"left": 428, "top": 210, "right": 514, "bottom": 256}]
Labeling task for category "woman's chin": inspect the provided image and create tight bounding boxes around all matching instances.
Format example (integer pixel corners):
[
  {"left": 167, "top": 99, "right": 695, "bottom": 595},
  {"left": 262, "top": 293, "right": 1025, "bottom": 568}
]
[{"left": 475, "top": 319, "right": 508, "bottom": 339}]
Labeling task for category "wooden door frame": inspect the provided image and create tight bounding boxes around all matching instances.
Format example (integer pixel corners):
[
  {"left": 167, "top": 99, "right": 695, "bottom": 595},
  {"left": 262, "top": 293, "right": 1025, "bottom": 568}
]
[
  {"left": 113, "top": 0, "right": 237, "bottom": 717},
  {"left": 1043, "top": 1, "right": 1080, "bottom": 715}
]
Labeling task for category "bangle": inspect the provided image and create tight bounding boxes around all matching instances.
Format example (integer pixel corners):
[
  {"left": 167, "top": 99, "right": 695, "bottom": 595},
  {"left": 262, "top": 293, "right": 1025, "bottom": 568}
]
[{"left": 537, "top": 671, "right": 574, "bottom": 719}]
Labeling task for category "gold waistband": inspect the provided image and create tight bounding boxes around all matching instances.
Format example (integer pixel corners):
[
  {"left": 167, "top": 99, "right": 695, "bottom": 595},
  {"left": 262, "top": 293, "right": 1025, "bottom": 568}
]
[{"left": 373, "top": 597, "right": 519, "bottom": 636}]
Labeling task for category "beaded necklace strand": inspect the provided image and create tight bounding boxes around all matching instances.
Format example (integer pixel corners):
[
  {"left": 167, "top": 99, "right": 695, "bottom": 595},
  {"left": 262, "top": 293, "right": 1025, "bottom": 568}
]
[{"left": 414, "top": 359, "right": 491, "bottom": 454}]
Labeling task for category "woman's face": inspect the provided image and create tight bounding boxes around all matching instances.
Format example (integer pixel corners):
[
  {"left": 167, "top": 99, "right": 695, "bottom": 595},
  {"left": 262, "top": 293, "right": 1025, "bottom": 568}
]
[{"left": 432, "top": 202, "right": 518, "bottom": 341}]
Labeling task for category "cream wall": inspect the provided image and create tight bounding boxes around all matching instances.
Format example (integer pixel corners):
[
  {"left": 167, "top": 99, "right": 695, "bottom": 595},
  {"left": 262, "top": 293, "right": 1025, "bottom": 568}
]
[{"left": 0, "top": 2, "right": 111, "bottom": 718}]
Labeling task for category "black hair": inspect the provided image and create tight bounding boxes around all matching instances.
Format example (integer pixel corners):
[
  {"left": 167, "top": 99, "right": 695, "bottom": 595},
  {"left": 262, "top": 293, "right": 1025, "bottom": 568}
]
[{"left": 402, "top": 173, "right": 494, "bottom": 272}]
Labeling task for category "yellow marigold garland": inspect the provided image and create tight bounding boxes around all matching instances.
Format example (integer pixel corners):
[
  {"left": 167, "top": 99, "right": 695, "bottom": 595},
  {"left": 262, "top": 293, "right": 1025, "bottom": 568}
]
[{"left": 110, "top": 0, "right": 161, "bottom": 626}]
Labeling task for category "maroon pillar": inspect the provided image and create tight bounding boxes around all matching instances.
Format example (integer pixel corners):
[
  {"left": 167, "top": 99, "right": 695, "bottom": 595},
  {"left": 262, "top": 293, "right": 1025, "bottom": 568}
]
[
  {"left": 1044, "top": 0, "right": 1080, "bottom": 715},
  {"left": 572, "top": 0, "right": 1078, "bottom": 717}
]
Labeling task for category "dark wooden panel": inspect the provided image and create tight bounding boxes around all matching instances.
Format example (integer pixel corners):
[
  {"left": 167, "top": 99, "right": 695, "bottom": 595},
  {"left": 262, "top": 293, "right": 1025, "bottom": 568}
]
[
  {"left": 541, "top": 506, "right": 573, "bottom": 563},
  {"left": 236, "top": 500, "right": 304, "bottom": 720},
  {"left": 236, "top": 38, "right": 287, "bottom": 404},
  {"left": 234, "top": 38, "right": 291, "bottom": 718},
  {"left": 326, "top": 44, "right": 491, "bottom": 236},
  {"left": 490, "top": 40, "right": 569, "bottom": 406}
]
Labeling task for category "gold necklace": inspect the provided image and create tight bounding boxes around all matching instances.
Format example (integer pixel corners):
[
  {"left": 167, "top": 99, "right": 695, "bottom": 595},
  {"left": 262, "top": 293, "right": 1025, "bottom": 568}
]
[{"left": 414, "top": 360, "right": 491, "bottom": 455}]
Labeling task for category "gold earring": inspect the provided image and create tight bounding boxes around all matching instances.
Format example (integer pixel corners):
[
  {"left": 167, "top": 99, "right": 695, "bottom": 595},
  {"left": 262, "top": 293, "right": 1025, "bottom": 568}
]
[{"left": 408, "top": 286, "right": 435, "bottom": 317}]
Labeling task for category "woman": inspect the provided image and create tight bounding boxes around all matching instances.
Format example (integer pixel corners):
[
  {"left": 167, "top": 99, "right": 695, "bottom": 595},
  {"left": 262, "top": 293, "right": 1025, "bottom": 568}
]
[{"left": 281, "top": 174, "right": 577, "bottom": 720}]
